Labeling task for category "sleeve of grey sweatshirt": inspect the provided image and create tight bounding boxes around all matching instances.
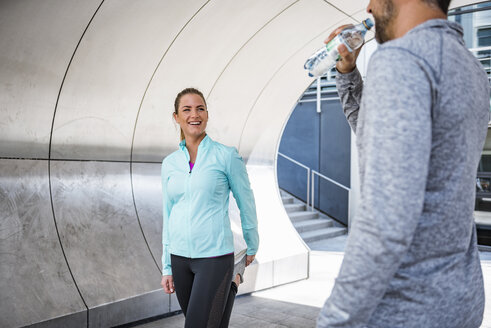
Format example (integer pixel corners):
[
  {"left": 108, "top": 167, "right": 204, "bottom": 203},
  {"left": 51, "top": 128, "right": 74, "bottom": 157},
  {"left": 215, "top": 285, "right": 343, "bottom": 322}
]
[
  {"left": 317, "top": 48, "right": 432, "bottom": 327},
  {"left": 335, "top": 67, "right": 364, "bottom": 133}
]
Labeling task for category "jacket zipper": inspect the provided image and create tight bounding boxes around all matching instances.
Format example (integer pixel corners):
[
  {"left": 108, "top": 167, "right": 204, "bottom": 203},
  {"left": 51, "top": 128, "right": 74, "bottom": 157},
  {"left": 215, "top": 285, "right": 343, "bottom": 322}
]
[
  {"left": 183, "top": 140, "right": 203, "bottom": 259},
  {"left": 183, "top": 148, "right": 193, "bottom": 258}
]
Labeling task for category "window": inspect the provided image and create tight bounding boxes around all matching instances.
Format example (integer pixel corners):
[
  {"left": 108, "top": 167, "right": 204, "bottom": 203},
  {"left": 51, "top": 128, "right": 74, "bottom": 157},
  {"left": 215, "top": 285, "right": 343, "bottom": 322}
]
[{"left": 477, "top": 26, "right": 491, "bottom": 46}]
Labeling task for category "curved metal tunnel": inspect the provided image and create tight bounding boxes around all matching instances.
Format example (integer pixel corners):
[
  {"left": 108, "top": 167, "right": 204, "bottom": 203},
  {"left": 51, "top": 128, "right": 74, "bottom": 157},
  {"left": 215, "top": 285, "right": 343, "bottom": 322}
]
[{"left": 0, "top": 0, "right": 480, "bottom": 327}]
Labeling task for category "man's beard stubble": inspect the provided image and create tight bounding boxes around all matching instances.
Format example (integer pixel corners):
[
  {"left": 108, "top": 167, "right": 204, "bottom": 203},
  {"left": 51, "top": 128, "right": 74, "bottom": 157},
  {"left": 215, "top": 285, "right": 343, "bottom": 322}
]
[{"left": 373, "top": 0, "right": 396, "bottom": 44}]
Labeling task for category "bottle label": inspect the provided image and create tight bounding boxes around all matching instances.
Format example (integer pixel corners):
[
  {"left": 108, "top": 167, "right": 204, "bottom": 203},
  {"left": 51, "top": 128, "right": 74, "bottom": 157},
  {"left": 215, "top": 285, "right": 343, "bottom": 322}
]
[
  {"left": 326, "top": 35, "right": 352, "bottom": 54},
  {"left": 326, "top": 36, "right": 342, "bottom": 53}
]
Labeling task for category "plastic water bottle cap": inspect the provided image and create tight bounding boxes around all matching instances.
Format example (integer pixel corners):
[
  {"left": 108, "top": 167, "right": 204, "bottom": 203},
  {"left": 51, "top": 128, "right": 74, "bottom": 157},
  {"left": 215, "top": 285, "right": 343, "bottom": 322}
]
[{"left": 363, "top": 18, "right": 374, "bottom": 30}]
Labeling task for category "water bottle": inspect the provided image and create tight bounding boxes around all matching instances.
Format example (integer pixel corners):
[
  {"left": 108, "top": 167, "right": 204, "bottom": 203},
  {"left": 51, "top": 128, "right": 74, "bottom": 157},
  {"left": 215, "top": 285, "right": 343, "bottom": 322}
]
[{"left": 304, "top": 18, "right": 374, "bottom": 77}]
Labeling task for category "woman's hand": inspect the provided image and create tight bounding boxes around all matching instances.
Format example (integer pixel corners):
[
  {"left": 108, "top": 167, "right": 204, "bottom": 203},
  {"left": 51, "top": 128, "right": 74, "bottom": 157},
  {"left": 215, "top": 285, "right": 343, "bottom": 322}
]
[
  {"left": 161, "top": 275, "right": 175, "bottom": 294},
  {"left": 246, "top": 255, "right": 255, "bottom": 267},
  {"left": 324, "top": 24, "right": 364, "bottom": 74}
]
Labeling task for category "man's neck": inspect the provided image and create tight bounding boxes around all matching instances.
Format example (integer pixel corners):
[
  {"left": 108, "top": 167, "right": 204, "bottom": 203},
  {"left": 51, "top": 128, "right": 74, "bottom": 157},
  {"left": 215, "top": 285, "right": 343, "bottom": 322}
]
[{"left": 392, "top": 1, "right": 447, "bottom": 39}]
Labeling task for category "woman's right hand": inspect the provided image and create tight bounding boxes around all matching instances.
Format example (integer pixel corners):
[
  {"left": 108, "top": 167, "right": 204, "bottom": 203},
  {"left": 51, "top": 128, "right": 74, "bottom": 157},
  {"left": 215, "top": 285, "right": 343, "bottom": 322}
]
[
  {"left": 324, "top": 24, "right": 364, "bottom": 74},
  {"left": 161, "top": 275, "right": 175, "bottom": 294}
]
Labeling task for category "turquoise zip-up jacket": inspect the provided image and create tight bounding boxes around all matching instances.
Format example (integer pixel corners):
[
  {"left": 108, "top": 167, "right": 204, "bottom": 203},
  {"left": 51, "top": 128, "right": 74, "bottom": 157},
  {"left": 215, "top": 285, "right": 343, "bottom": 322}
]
[{"left": 161, "top": 135, "right": 259, "bottom": 276}]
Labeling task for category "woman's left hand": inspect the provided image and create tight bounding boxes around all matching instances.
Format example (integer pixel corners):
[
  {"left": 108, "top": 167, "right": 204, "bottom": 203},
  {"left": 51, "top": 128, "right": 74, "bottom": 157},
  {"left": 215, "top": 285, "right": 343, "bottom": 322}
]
[{"left": 246, "top": 254, "right": 255, "bottom": 267}]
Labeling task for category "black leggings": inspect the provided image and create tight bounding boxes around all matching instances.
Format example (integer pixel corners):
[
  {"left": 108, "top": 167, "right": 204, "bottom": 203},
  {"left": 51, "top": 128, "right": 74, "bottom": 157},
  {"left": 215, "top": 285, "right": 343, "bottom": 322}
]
[
  {"left": 219, "top": 281, "right": 238, "bottom": 328},
  {"left": 171, "top": 254, "right": 234, "bottom": 328}
]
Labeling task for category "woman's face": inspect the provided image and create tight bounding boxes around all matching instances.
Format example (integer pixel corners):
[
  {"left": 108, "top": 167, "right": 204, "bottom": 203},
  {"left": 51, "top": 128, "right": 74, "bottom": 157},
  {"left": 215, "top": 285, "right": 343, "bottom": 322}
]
[{"left": 174, "top": 93, "right": 208, "bottom": 139}]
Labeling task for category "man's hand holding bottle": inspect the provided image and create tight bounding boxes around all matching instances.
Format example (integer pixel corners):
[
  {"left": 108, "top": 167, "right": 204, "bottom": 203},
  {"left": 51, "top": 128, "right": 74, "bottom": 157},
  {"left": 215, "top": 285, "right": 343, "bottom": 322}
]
[{"left": 324, "top": 25, "right": 364, "bottom": 74}]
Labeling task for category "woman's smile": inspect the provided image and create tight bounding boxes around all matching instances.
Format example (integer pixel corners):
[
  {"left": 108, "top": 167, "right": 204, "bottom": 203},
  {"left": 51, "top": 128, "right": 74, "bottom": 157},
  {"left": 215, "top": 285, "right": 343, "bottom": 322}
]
[{"left": 174, "top": 93, "right": 209, "bottom": 139}]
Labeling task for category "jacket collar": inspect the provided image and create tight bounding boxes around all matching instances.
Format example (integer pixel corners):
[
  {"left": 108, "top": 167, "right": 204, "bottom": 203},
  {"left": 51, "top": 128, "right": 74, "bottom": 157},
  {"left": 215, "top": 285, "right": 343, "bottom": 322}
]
[{"left": 179, "top": 134, "right": 211, "bottom": 151}]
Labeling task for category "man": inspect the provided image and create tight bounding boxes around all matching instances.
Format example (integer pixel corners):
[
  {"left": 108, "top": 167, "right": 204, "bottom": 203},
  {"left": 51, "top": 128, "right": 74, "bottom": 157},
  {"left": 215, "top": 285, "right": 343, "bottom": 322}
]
[{"left": 317, "top": 0, "right": 490, "bottom": 327}]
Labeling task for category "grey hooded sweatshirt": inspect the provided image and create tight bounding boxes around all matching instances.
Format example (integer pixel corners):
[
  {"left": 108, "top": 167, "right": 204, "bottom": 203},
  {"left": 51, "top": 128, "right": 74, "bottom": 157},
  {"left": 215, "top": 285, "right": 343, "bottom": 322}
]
[{"left": 317, "top": 19, "right": 489, "bottom": 328}]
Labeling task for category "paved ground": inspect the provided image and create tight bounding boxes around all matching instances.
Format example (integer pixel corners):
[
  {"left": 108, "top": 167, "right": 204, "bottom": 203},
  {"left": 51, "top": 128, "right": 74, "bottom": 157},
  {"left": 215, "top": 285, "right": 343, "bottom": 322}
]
[
  {"left": 136, "top": 296, "right": 321, "bottom": 328},
  {"left": 136, "top": 235, "right": 491, "bottom": 328}
]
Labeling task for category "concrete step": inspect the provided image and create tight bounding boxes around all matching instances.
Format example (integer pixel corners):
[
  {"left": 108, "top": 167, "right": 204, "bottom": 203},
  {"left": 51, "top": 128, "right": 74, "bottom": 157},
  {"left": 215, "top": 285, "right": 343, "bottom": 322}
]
[
  {"left": 288, "top": 211, "right": 319, "bottom": 222},
  {"left": 281, "top": 196, "right": 294, "bottom": 204},
  {"left": 302, "top": 227, "right": 347, "bottom": 243},
  {"left": 284, "top": 203, "right": 305, "bottom": 213},
  {"left": 280, "top": 189, "right": 347, "bottom": 243},
  {"left": 293, "top": 218, "right": 333, "bottom": 233}
]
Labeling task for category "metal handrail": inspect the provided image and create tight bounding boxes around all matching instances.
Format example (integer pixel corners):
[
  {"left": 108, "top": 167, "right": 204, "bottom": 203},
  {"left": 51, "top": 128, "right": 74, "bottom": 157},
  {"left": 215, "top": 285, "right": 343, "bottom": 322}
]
[
  {"left": 278, "top": 152, "right": 351, "bottom": 218},
  {"left": 312, "top": 170, "right": 350, "bottom": 192},
  {"left": 311, "top": 170, "right": 351, "bottom": 226},
  {"left": 277, "top": 152, "right": 310, "bottom": 209},
  {"left": 298, "top": 97, "right": 340, "bottom": 103},
  {"left": 469, "top": 46, "right": 491, "bottom": 53}
]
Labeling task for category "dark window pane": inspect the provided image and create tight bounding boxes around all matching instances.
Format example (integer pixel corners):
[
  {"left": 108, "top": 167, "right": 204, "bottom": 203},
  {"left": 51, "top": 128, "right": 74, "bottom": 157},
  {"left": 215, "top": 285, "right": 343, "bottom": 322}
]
[
  {"left": 481, "top": 155, "right": 491, "bottom": 172},
  {"left": 478, "top": 27, "right": 491, "bottom": 47}
]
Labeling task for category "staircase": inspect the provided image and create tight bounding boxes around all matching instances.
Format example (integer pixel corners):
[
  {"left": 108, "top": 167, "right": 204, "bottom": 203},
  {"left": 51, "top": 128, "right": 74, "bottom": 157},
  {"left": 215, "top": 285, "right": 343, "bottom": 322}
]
[{"left": 281, "top": 190, "right": 347, "bottom": 244}]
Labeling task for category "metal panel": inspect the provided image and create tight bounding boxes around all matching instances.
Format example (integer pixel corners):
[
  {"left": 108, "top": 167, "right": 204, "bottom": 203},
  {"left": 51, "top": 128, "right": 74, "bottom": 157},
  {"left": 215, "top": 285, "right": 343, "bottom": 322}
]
[
  {"left": 170, "top": 293, "right": 181, "bottom": 312},
  {"left": 27, "top": 312, "right": 86, "bottom": 328},
  {"left": 131, "top": 0, "right": 296, "bottom": 162},
  {"left": 0, "top": 0, "right": 101, "bottom": 159},
  {"left": 88, "top": 290, "right": 169, "bottom": 327},
  {"left": 319, "top": 99, "right": 350, "bottom": 224},
  {"left": 131, "top": 163, "right": 187, "bottom": 313},
  {"left": 131, "top": 162, "right": 163, "bottom": 270},
  {"left": 50, "top": 161, "right": 167, "bottom": 327},
  {"left": 51, "top": 0, "right": 207, "bottom": 161},
  {"left": 279, "top": 102, "right": 320, "bottom": 171},
  {"left": 325, "top": 0, "right": 370, "bottom": 16},
  {"left": 0, "top": 159, "right": 86, "bottom": 328},
  {"left": 319, "top": 100, "right": 350, "bottom": 189},
  {"left": 278, "top": 101, "right": 320, "bottom": 203},
  {"left": 277, "top": 157, "right": 312, "bottom": 203}
]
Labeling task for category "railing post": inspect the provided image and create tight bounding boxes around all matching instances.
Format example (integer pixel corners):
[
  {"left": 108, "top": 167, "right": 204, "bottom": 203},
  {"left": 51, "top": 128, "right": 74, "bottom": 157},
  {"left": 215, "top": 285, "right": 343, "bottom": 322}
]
[
  {"left": 306, "top": 168, "right": 310, "bottom": 211},
  {"left": 347, "top": 189, "right": 351, "bottom": 232},
  {"left": 311, "top": 170, "right": 315, "bottom": 211}
]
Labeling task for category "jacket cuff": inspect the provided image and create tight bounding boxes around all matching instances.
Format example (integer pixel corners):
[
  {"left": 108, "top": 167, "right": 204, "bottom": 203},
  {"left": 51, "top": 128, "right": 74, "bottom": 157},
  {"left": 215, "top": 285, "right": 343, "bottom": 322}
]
[
  {"left": 162, "top": 267, "right": 172, "bottom": 276},
  {"left": 336, "top": 67, "right": 362, "bottom": 86}
]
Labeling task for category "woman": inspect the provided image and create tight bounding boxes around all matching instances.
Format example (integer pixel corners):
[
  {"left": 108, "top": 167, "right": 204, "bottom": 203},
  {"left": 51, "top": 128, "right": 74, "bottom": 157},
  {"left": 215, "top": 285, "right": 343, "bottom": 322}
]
[{"left": 160, "top": 88, "right": 259, "bottom": 328}]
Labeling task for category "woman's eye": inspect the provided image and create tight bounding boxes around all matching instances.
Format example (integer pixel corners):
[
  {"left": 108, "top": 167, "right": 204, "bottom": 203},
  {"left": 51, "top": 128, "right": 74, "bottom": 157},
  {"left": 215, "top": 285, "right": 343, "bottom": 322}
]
[
  {"left": 182, "top": 108, "right": 190, "bottom": 112},
  {"left": 198, "top": 108, "right": 205, "bottom": 111}
]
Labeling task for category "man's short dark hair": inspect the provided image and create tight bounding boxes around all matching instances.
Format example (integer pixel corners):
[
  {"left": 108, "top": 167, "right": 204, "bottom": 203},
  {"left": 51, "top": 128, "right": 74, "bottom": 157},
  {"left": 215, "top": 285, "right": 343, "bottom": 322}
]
[{"left": 424, "top": 0, "right": 452, "bottom": 13}]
